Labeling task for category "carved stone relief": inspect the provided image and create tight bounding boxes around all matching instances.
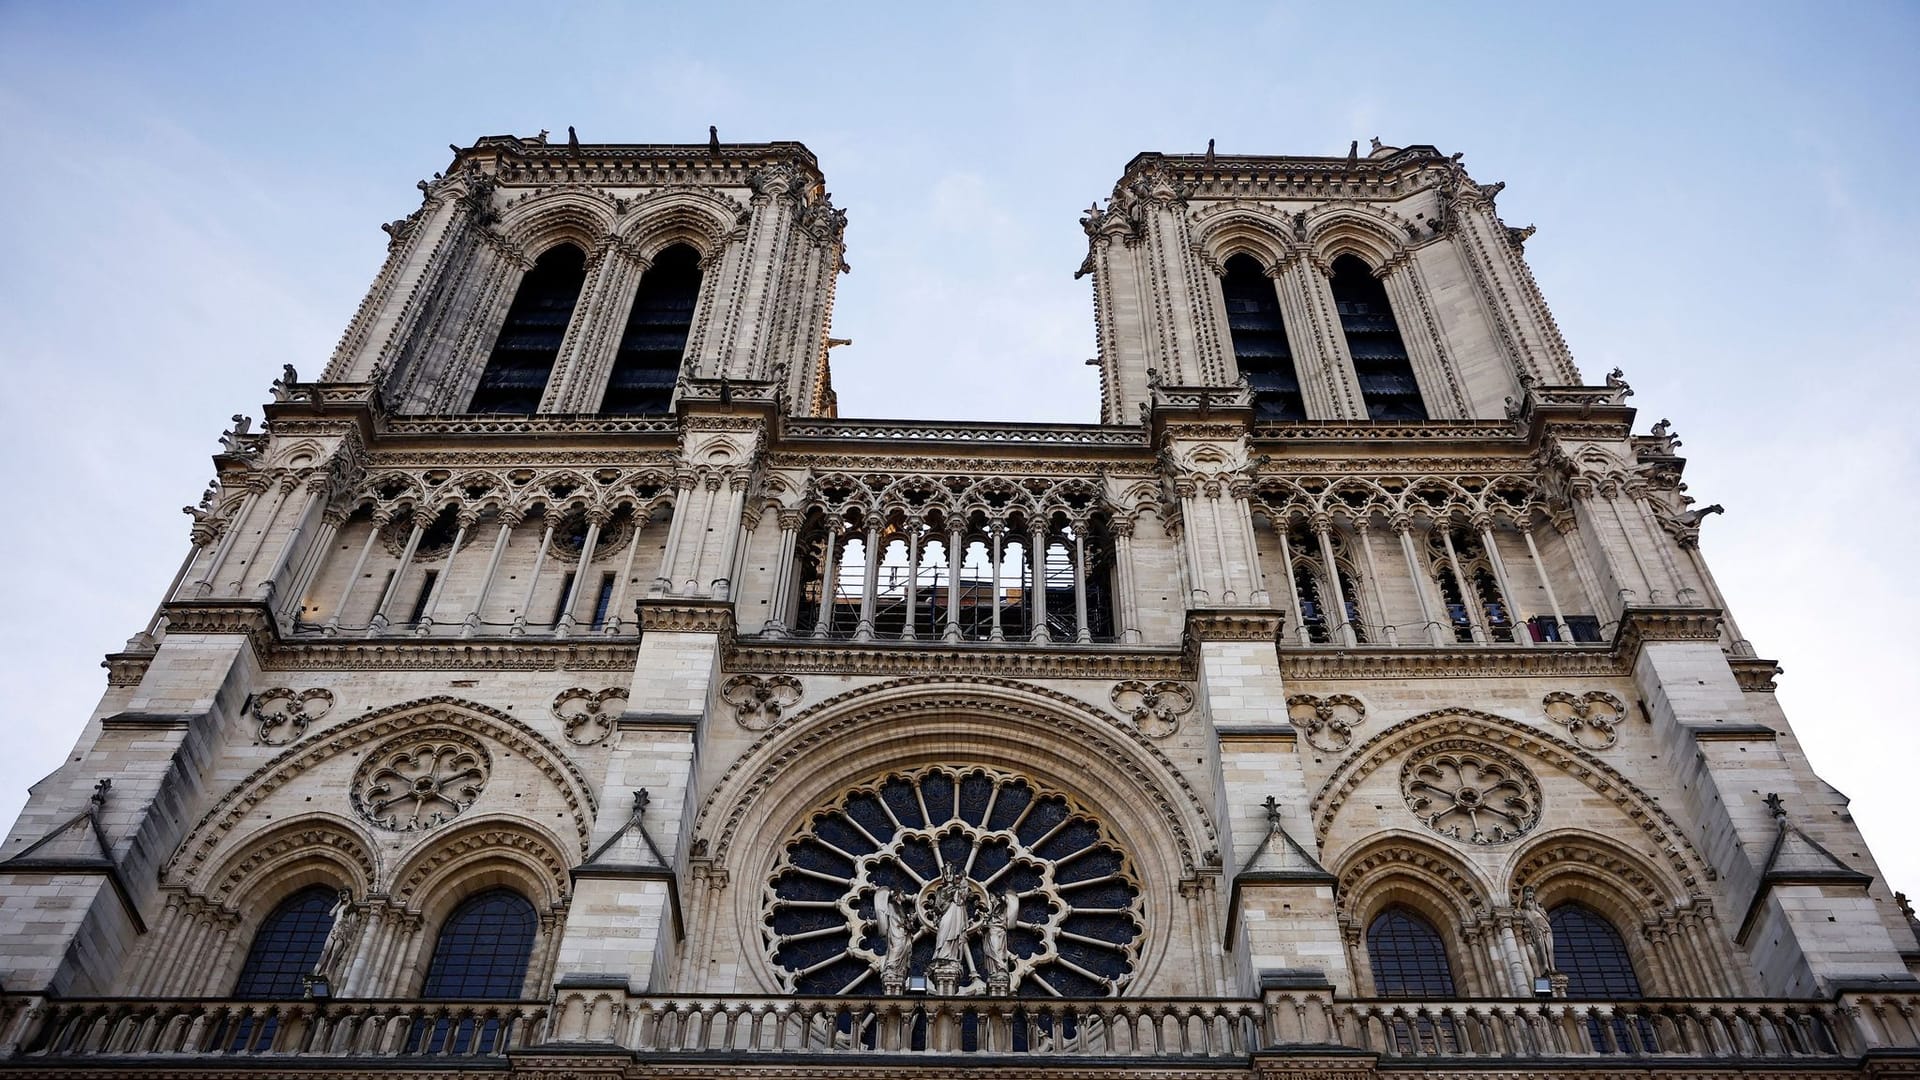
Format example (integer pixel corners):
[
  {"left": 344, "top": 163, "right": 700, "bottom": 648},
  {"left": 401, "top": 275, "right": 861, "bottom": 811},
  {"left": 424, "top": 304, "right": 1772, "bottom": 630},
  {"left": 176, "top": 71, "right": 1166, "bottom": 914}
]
[
  {"left": 1400, "top": 740, "right": 1540, "bottom": 846},
  {"left": 351, "top": 731, "right": 491, "bottom": 831},
  {"left": 1542, "top": 690, "right": 1625, "bottom": 750},
  {"left": 1287, "top": 693, "right": 1366, "bottom": 752},
  {"left": 1109, "top": 680, "right": 1193, "bottom": 738},
  {"left": 250, "top": 687, "right": 335, "bottom": 746},
  {"left": 552, "top": 687, "right": 630, "bottom": 746},
  {"left": 720, "top": 674, "right": 803, "bottom": 731}
]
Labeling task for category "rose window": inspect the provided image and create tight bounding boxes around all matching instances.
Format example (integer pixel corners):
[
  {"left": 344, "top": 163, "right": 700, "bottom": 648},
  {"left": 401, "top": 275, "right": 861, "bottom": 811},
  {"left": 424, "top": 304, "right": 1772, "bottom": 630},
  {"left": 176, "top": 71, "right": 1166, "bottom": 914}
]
[
  {"left": 1400, "top": 741, "right": 1540, "bottom": 845},
  {"left": 764, "top": 765, "right": 1145, "bottom": 998},
  {"left": 351, "top": 733, "right": 491, "bottom": 832}
]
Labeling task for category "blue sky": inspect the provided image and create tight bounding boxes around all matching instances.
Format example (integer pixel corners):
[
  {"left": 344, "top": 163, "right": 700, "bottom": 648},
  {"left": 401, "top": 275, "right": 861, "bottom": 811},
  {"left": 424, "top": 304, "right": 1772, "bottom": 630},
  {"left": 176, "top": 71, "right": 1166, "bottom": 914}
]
[{"left": 1, "top": 2, "right": 1917, "bottom": 891}]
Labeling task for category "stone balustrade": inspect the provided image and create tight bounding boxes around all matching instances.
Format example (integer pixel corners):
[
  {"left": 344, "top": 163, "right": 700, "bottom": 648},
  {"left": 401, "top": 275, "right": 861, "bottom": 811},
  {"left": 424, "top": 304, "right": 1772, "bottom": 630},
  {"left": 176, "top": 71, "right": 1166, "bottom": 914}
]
[{"left": 3, "top": 990, "right": 1915, "bottom": 1066}]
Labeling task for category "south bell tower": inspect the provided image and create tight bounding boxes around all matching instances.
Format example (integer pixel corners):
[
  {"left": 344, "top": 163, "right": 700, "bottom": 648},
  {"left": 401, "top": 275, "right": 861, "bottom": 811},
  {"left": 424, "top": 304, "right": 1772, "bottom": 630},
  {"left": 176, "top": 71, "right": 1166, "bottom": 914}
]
[{"left": 0, "top": 134, "right": 1915, "bottom": 1076}]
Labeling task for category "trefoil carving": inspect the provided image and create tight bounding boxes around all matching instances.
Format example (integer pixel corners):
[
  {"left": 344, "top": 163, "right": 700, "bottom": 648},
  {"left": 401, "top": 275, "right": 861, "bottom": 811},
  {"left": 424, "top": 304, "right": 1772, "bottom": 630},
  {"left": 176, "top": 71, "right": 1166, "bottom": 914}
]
[
  {"left": 1109, "top": 680, "right": 1192, "bottom": 738},
  {"left": 721, "top": 675, "right": 803, "bottom": 731},
  {"left": 552, "top": 687, "right": 630, "bottom": 746},
  {"left": 1542, "top": 690, "right": 1625, "bottom": 750},
  {"left": 1287, "top": 693, "right": 1366, "bottom": 752},
  {"left": 251, "top": 687, "right": 335, "bottom": 746}
]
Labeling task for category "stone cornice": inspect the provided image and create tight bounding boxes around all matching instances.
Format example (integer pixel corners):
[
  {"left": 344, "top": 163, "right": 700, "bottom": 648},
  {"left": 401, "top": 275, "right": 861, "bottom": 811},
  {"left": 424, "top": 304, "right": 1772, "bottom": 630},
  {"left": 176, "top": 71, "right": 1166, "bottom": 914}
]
[
  {"left": 1185, "top": 608, "right": 1285, "bottom": 643},
  {"left": 638, "top": 598, "right": 736, "bottom": 635},
  {"left": 1731, "top": 657, "right": 1783, "bottom": 692},
  {"left": 1281, "top": 644, "right": 1621, "bottom": 680},
  {"left": 726, "top": 638, "right": 1189, "bottom": 680},
  {"left": 1615, "top": 605, "right": 1725, "bottom": 663}
]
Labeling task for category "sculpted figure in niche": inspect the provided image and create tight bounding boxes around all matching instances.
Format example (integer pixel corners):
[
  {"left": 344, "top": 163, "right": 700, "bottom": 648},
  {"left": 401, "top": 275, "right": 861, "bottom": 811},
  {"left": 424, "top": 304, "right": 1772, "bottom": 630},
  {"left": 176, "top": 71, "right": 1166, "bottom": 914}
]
[
  {"left": 983, "top": 890, "right": 1019, "bottom": 988},
  {"left": 1519, "top": 885, "right": 1555, "bottom": 975},
  {"left": 873, "top": 887, "right": 915, "bottom": 985},
  {"left": 930, "top": 862, "right": 976, "bottom": 977},
  {"left": 311, "top": 888, "right": 359, "bottom": 984}
]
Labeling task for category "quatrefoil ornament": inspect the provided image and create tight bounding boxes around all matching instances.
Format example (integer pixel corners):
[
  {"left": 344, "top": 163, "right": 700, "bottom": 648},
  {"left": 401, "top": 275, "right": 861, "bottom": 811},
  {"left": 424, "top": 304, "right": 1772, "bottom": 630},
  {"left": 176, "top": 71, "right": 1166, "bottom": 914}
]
[
  {"left": 720, "top": 675, "right": 803, "bottom": 731},
  {"left": 552, "top": 687, "right": 630, "bottom": 746},
  {"left": 251, "top": 687, "right": 335, "bottom": 746},
  {"left": 1109, "top": 680, "right": 1193, "bottom": 738},
  {"left": 1543, "top": 690, "right": 1625, "bottom": 750},
  {"left": 1287, "top": 693, "right": 1367, "bottom": 752}
]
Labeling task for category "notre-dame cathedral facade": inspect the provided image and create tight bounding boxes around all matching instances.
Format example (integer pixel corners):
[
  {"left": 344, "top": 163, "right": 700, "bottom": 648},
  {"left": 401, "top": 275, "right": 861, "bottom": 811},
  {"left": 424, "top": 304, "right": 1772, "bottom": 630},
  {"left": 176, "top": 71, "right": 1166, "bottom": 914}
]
[{"left": 1, "top": 133, "right": 1915, "bottom": 1078}]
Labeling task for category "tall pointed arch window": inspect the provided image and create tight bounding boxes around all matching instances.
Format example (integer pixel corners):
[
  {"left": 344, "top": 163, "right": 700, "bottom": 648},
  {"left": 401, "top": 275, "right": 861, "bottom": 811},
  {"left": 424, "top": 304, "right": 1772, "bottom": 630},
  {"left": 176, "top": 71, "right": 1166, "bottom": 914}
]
[
  {"left": 601, "top": 244, "right": 702, "bottom": 415},
  {"left": 1366, "top": 906, "right": 1457, "bottom": 996},
  {"left": 1550, "top": 903, "right": 1642, "bottom": 998},
  {"left": 231, "top": 886, "right": 337, "bottom": 998},
  {"left": 1329, "top": 254, "right": 1426, "bottom": 421},
  {"left": 469, "top": 244, "right": 588, "bottom": 414},
  {"left": 421, "top": 889, "right": 538, "bottom": 999},
  {"left": 1219, "top": 254, "right": 1304, "bottom": 420}
]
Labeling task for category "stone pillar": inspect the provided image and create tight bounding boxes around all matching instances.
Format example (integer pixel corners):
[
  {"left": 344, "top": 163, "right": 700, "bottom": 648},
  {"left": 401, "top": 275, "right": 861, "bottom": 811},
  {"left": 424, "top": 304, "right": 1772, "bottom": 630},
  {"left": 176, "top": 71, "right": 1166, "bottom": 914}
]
[
  {"left": 761, "top": 509, "right": 802, "bottom": 636},
  {"left": 510, "top": 514, "right": 557, "bottom": 637},
  {"left": 1028, "top": 519, "right": 1051, "bottom": 643},
  {"left": 367, "top": 510, "right": 428, "bottom": 635},
  {"left": 1274, "top": 518, "right": 1311, "bottom": 645},
  {"left": 1476, "top": 515, "right": 1529, "bottom": 647},
  {"left": 415, "top": 510, "right": 474, "bottom": 635},
  {"left": 322, "top": 509, "right": 390, "bottom": 635},
  {"left": 1311, "top": 514, "right": 1356, "bottom": 647},
  {"left": 554, "top": 511, "right": 605, "bottom": 639},
  {"left": 1110, "top": 516, "right": 1140, "bottom": 644},
  {"left": 464, "top": 512, "right": 517, "bottom": 636},
  {"left": 854, "top": 519, "right": 881, "bottom": 642},
  {"left": 1394, "top": 515, "right": 1444, "bottom": 646},
  {"left": 1521, "top": 521, "right": 1573, "bottom": 643}
]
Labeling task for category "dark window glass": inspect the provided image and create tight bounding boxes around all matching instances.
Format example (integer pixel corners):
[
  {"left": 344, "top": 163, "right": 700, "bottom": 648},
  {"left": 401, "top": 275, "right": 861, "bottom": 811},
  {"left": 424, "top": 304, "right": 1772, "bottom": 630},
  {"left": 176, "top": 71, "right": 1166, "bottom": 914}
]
[
  {"left": 1220, "top": 254, "right": 1304, "bottom": 420},
  {"left": 232, "top": 886, "right": 336, "bottom": 998},
  {"left": 602, "top": 244, "right": 701, "bottom": 415},
  {"left": 470, "top": 244, "right": 588, "bottom": 414},
  {"left": 1329, "top": 254, "right": 1426, "bottom": 421},
  {"left": 590, "top": 572, "right": 617, "bottom": 630},
  {"left": 421, "top": 889, "right": 537, "bottom": 999},
  {"left": 1551, "top": 903, "right": 1642, "bottom": 998},
  {"left": 1367, "top": 906, "right": 1457, "bottom": 997}
]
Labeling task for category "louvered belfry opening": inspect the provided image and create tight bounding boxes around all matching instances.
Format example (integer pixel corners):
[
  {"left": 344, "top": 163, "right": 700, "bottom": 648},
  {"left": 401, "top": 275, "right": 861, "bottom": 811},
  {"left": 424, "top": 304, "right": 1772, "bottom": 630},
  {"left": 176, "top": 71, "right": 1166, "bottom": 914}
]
[
  {"left": 1329, "top": 254, "right": 1426, "bottom": 421},
  {"left": 468, "top": 244, "right": 588, "bottom": 414},
  {"left": 602, "top": 243, "right": 702, "bottom": 415},
  {"left": 1220, "top": 254, "right": 1305, "bottom": 420}
]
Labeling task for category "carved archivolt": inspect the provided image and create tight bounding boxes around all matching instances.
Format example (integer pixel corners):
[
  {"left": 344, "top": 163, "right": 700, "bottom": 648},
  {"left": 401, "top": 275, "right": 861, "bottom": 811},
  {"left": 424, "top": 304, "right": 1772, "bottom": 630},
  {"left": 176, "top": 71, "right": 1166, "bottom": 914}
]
[
  {"left": 1310, "top": 708, "right": 1708, "bottom": 891},
  {"left": 1333, "top": 835, "right": 1493, "bottom": 925},
  {"left": 164, "top": 696, "right": 599, "bottom": 885},
  {"left": 389, "top": 817, "right": 573, "bottom": 913},
  {"left": 552, "top": 687, "right": 629, "bottom": 746},
  {"left": 202, "top": 814, "right": 377, "bottom": 905},
  {"left": 1109, "top": 680, "right": 1192, "bottom": 738},
  {"left": 1288, "top": 693, "right": 1366, "bottom": 752},
  {"left": 249, "top": 687, "right": 334, "bottom": 746},
  {"left": 694, "top": 677, "right": 1218, "bottom": 875},
  {"left": 1252, "top": 472, "right": 1545, "bottom": 530},
  {"left": 1508, "top": 830, "right": 1679, "bottom": 912},
  {"left": 1542, "top": 690, "right": 1625, "bottom": 750}
]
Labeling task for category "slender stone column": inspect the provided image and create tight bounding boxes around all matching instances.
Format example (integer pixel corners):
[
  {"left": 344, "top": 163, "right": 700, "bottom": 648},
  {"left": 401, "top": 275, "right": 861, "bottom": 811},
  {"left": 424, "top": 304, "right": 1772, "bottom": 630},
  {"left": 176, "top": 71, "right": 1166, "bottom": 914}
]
[
  {"left": 1602, "top": 485, "right": 1661, "bottom": 602},
  {"left": 1175, "top": 483, "right": 1210, "bottom": 604},
  {"left": 368, "top": 511, "right": 428, "bottom": 635},
  {"left": 600, "top": 510, "right": 648, "bottom": 635},
  {"left": 226, "top": 474, "right": 297, "bottom": 594},
  {"left": 463, "top": 513, "right": 516, "bottom": 636},
  {"left": 1110, "top": 516, "right": 1140, "bottom": 644},
  {"left": 761, "top": 509, "right": 801, "bottom": 636},
  {"left": 195, "top": 474, "right": 271, "bottom": 596},
  {"left": 683, "top": 476, "right": 722, "bottom": 596},
  {"left": 854, "top": 519, "right": 881, "bottom": 642},
  {"left": 1354, "top": 518, "right": 1396, "bottom": 645},
  {"left": 709, "top": 478, "right": 749, "bottom": 600},
  {"left": 1394, "top": 515, "right": 1444, "bottom": 646},
  {"left": 1274, "top": 517, "right": 1311, "bottom": 645},
  {"left": 281, "top": 503, "right": 347, "bottom": 624},
  {"left": 323, "top": 509, "right": 390, "bottom": 636},
  {"left": 1438, "top": 523, "right": 1489, "bottom": 644},
  {"left": 1552, "top": 510, "right": 1610, "bottom": 621},
  {"left": 811, "top": 523, "right": 842, "bottom": 638},
  {"left": 1312, "top": 514, "right": 1357, "bottom": 647},
  {"left": 1233, "top": 484, "right": 1269, "bottom": 606},
  {"left": 554, "top": 511, "right": 604, "bottom": 638},
  {"left": 1521, "top": 521, "right": 1573, "bottom": 643},
  {"left": 1028, "top": 520, "right": 1051, "bottom": 643},
  {"left": 945, "top": 521, "right": 966, "bottom": 642},
  {"left": 1476, "top": 515, "right": 1529, "bottom": 647},
  {"left": 901, "top": 517, "right": 921, "bottom": 640},
  {"left": 414, "top": 512, "right": 470, "bottom": 636},
  {"left": 510, "top": 515, "right": 557, "bottom": 637},
  {"left": 1071, "top": 527, "right": 1091, "bottom": 644},
  {"left": 651, "top": 476, "right": 695, "bottom": 596},
  {"left": 1207, "top": 489, "right": 1238, "bottom": 605},
  {"left": 988, "top": 523, "right": 1006, "bottom": 642},
  {"left": 252, "top": 477, "right": 327, "bottom": 602},
  {"left": 1632, "top": 486, "right": 1694, "bottom": 603}
]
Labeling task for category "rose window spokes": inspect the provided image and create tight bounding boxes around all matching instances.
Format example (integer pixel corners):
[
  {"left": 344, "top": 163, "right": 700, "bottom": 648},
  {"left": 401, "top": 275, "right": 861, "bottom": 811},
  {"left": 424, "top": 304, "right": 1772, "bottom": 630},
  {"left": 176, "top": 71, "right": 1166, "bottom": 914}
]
[
  {"left": 352, "top": 734, "right": 491, "bottom": 831},
  {"left": 1401, "top": 742, "right": 1540, "bottom": 845},
  {"left": 764, "top": 765, "right": 1145, "bottom": 999}
]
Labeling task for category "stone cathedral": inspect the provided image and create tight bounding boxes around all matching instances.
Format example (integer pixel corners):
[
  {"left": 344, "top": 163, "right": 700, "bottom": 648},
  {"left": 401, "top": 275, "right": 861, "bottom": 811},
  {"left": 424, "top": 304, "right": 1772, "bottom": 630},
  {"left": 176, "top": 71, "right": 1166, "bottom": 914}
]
[{"left": 0, "top": 133, "right": 1916, "bottom": 1079}]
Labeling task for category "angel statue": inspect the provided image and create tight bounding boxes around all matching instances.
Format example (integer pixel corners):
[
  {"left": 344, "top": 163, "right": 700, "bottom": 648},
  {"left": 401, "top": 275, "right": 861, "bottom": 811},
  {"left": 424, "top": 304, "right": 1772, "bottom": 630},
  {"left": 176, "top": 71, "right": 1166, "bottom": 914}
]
[
  {"left": 983, "top": 890, "right": 1019, "bottom": 992},
  {"left": 873, "top": 886, "right": 915, "bottom": 990}
]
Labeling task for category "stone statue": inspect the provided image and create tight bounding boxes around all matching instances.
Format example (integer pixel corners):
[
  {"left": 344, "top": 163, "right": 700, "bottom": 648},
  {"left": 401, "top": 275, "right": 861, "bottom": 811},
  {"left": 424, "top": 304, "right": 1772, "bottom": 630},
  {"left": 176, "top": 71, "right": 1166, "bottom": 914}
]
[
  {"left": 1519, "top": 885, "right": 1554, "bottom": 976},
  {"left": 218, "top": 415, "right": 252, "bottom": 454},
  {"left": 874, "top": 887, "right": 914, "bottom": 985},
  {"left": 983, "top": 890, "right": 1019, "bottom": 984},
  {"left": 310, "top": 888, "right": 359, "bottom": 984},
  {"left": 929, "top": 863, "right": 975, "bottom": 975}
]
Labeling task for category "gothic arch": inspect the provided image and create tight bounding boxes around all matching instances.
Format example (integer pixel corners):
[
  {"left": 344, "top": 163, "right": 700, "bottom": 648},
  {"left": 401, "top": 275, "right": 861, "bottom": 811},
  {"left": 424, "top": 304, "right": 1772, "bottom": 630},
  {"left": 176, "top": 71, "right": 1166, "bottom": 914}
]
[
  {"left": 1310, "top": 708, "right": 1709, "bottom": 893},
  {"left": 1302, "top": 204, "right": 1416, "bottom": 269},
  {"left": 617, "top": 188, "right": 743, "bottom": 262},
  {"left": 496, "top": 188, "right": 619, "bottom": 256},
  {"left": 1507, "top": 828, "right": 1682, "bottom": 920},
  {"left": 200, "top": 812, "right": 377, "bottom": 908},
  {"left": 162, "top": 696, "right": 599, "bottom": 887},
  {"left": 1334, "top": 834, "right": 1496, "bottom": 997},
  {"left": 388, "top": 814, "right": 573, "bottom": 919},
  {"left": 1189, "top": 203, "right": 1303, "bottom": 273}
]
